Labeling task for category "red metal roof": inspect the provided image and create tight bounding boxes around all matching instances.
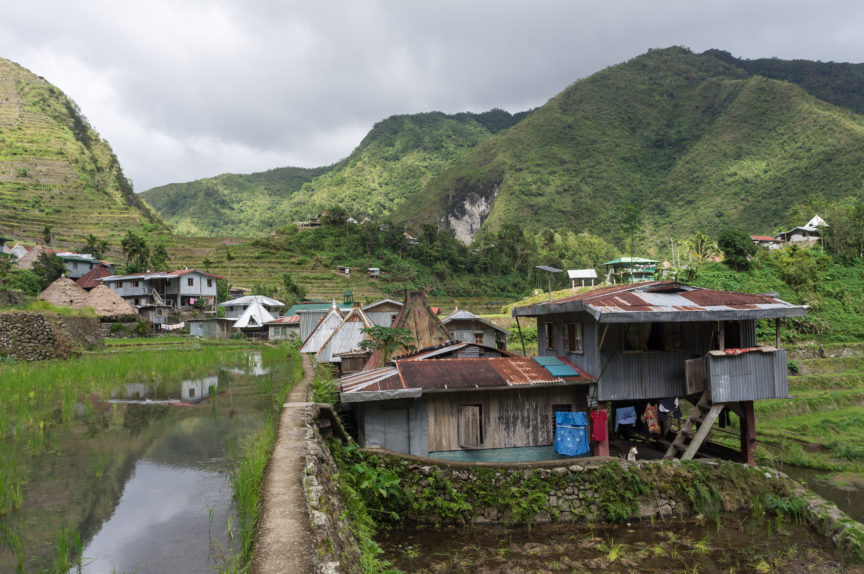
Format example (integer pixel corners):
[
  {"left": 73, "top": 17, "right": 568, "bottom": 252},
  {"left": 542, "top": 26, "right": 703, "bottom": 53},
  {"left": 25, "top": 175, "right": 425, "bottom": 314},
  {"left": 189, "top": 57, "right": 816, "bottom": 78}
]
[
  {"left": 167, "top": 269, "right": 226, "bottom": 280},
  {"left": 751, "top": 235, "right": 777, "bottom": 242},
  {"left": 75, "top": 264, "right": 113, "bottom": 290}
]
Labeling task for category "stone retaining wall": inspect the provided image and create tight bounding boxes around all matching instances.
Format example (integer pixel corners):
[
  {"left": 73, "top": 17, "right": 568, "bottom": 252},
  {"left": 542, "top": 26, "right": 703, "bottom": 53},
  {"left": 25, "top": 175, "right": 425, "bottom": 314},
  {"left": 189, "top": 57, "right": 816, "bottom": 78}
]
[
  {"left": 301, "top": 405, "right": 364, "bottom": 574},
  {"left": 300, "top": 410, "right": 864, "bottom": 568},
  {"left": 0, "top": 311, "right": 103, "bottom": 361}
]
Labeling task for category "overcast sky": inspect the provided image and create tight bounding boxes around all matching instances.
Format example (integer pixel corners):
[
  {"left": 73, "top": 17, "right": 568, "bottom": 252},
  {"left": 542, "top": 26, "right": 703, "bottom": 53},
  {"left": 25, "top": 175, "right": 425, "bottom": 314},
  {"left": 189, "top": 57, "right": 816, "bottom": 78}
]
[{"left": 2, "top": 1, "right": 863, "bottom": 192}]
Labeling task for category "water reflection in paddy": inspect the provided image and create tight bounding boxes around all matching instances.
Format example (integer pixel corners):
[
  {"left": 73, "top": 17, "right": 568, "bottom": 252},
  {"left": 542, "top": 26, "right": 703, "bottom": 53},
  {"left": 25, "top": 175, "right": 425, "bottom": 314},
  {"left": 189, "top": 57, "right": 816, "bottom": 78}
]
[{"left": 0, "top": 349, "right": 293, "bottom": 573}]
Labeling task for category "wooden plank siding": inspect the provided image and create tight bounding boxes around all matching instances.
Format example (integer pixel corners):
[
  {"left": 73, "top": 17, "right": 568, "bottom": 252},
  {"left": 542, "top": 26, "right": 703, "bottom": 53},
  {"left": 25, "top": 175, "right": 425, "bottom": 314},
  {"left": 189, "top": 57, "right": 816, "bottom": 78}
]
[{"left": 426, "top": 387, "right": 588, "bottom": 452}]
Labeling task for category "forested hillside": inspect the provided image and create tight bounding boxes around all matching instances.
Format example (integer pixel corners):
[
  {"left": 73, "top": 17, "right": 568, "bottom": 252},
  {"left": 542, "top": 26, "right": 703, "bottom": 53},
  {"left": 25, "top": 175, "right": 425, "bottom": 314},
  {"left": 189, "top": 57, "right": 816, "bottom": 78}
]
[
  {"left": 140, "top": 109, "right": 529, "bottom": 236},
  {"left": 139, "top": 47, "right": 864, "bottom": 252},
  {"left": 401, "top": 47, "right": 864, "bottom": 249},
  {"left": 0, "top": 58, "right": 163, "bottom": 244}
]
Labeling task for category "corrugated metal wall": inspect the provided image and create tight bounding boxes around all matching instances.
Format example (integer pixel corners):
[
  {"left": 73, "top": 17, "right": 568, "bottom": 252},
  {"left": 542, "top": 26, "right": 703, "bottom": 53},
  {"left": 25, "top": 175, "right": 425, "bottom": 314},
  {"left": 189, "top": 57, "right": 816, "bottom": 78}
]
[
  {"left": 299, "top": 310, "right": 327, "bottom": 341},
  {"left": 366, "top": 311, "right": 398, "bottom": 327},
  {"left": 708, "top": 349, "right": 788, "bottom": 402}
]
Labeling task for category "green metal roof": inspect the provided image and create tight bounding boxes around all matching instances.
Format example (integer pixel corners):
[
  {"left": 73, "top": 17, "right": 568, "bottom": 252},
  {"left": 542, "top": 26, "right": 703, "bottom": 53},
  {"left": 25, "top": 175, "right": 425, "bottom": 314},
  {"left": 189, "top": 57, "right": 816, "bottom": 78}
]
[
  {"left": 600, "top": 257, "right": 658, "bottom": 266},
  {"left": 283, "top": 301, "right": 353, "bottom": 316}
]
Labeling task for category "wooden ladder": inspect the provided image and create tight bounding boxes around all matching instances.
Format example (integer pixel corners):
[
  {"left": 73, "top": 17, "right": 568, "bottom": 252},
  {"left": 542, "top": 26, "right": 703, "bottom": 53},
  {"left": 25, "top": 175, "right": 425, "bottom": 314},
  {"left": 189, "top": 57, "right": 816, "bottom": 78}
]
[{"left": 663, "top": 391, "right": 726, "bottom": 460}]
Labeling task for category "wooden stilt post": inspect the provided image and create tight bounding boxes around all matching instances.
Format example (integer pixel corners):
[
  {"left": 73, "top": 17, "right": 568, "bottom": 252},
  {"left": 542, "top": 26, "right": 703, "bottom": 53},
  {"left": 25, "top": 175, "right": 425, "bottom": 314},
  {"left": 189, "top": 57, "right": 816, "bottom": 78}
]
[
  {"left": 775, "top": 318, "right": 781, "bottom": 349},
  {"left": 740, "top": 400, "right": 756, "bottom": 465}
]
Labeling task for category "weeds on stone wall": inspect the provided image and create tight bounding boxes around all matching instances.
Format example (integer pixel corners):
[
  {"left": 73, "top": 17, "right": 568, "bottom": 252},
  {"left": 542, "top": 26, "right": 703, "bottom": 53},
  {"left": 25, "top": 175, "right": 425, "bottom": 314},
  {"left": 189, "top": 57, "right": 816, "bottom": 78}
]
[{"left": 328, "top": 441, "right": 398, "bottom": 573}]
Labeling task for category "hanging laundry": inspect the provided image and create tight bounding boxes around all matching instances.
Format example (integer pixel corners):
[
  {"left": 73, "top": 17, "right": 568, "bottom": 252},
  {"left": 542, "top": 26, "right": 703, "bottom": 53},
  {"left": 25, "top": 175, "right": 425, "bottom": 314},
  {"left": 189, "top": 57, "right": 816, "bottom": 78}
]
[
  {"left": 591, "top": 409, "right": 608, "bottom": 442},
  {"left": 615, "top": 406, "right": 636, "bottom": 432},
  {"left": 642, "top": 404, "right": 660, "bottom": 435},
  {"left": 658, "top": 397, "right": 682, "bottom": 421}
]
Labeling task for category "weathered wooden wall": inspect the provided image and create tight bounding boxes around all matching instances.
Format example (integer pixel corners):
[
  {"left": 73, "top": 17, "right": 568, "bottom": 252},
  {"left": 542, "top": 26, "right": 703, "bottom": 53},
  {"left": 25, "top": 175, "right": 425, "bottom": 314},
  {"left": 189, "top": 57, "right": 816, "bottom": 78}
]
[{"left": 425, "top": 386, "right": 588, "bottom": 452}]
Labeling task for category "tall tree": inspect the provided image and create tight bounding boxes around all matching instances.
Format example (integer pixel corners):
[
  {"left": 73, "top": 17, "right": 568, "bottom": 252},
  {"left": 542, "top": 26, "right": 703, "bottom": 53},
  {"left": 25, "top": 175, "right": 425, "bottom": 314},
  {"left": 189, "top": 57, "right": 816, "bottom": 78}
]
[
  {"left": 121, "top": 231, "right": 150, "bottom": 273},
  {"left": 150, "top": 244, "right": 169, "bottom": 271},
  {"left": 80, "top": 234, "right": 108, "bottom": 259},
  {"left": 32, "top": 251, "right": 66, "bottom": 288},
  {"left": 718, "top": 228, "right": 756, "bottom": 271}
]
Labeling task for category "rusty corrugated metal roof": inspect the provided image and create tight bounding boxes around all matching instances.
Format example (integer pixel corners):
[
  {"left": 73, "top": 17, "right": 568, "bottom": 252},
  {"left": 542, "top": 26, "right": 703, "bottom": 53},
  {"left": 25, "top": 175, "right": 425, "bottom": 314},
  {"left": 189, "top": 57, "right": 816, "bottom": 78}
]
[
  {"left": 343, "top": 356, "right": 592, "bottom": 398},
  {"left": 513, "top": 281, "right": 807, "bottom": 322}
]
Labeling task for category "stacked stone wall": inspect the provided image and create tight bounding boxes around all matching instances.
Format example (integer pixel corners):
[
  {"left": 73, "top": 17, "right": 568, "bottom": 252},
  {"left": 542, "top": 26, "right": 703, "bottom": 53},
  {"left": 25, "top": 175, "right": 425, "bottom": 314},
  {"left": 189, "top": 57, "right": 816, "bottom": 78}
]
[{"left": 0, "top": 311, "right": 102, "bottom": 361}]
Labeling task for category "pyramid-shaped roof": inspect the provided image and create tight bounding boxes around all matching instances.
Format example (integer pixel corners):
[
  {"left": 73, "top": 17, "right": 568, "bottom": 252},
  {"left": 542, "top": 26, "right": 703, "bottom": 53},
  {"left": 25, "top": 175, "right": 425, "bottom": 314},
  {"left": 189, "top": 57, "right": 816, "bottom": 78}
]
[
  {"left": 317, "top": 306, "right": 374, "bottom": 364},
  {"left": 79, "top": 285, "right": 136, "bottom": 318},
  {"left": 233, "top": 299, "right": 277, "bottom": 329},
  {"left": 363, "top": 291, "right": 453, "bottom": 369},
  {"left": 300, "top": 303, "right": 345, "bottom": 353},
  {"left": 38, "top": 277, "right": 88, "bottom": 307}
]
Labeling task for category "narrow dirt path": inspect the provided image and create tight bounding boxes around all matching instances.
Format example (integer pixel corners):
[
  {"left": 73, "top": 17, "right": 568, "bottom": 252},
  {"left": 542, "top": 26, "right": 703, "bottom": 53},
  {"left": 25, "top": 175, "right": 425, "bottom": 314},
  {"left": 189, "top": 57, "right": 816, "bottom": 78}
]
[{"left": 251, "top": 353, "right": 317, "bottom": 574}]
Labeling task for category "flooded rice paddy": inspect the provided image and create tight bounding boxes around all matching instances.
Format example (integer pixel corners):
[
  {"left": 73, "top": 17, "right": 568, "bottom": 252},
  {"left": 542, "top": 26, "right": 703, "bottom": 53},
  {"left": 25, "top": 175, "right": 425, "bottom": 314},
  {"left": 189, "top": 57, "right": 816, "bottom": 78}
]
[
  {"left": 0, "top": 348, "right": 294, "bottom": 573},
  {"left": 380, "top": 514, "right": 848, "bottom": 573}
]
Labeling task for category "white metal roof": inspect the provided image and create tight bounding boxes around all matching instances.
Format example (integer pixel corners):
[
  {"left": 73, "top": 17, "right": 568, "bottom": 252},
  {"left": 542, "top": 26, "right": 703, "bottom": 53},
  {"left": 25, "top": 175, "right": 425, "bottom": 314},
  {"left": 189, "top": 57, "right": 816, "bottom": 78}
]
[
  {"left": 219, "top": 295, "right": 285, "bottom": 308},
  {"left": 567, "top": 269, "right": 598, "bottom": 279},
  {"left": 233, "top": 300, "right": 277, "bottom": 329},
  {"left": 300, "top": 305, "right": 345, "bottom": 353},
  {"left": 317, "top": 307, "right": 374, "bottom": 363}
]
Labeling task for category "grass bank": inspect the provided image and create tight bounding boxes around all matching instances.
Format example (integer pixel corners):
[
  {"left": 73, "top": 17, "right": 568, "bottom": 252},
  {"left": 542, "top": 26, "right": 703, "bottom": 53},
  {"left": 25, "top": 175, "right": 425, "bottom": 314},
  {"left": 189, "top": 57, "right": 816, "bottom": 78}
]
[{"left": 221, "top": 346, "right": 304, "bottom": 573}]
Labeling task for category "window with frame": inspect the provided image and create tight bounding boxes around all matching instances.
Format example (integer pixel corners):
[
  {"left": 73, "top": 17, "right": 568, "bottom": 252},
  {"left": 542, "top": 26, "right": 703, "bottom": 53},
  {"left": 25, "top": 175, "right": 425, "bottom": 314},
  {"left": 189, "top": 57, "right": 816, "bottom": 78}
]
[
  {"left": 544, "top": 322, "right": 555, "bottom": 350},
  {"left": 72, "top": 261, "right": 78, "bottom": 269},
  {"left": 474, "top": 332, "right": 484, "bottom": 345},
  {"left": 564, "top": 322, "right": 583, "bottom": 354},
  {"left": 187, "top": 277, "right": 194, "bottom": 287},
  {"left": 133, "top": 280, "right": 140, "bottom": 288},
  {"left": 115, "top": 281, "right": 123, "bottom": 289},
  {"left": 458, "top": 404, "right": 483, "bottom": 447},
  {"left": 206, "top": 279, "right": 213, "bottom": 288}
]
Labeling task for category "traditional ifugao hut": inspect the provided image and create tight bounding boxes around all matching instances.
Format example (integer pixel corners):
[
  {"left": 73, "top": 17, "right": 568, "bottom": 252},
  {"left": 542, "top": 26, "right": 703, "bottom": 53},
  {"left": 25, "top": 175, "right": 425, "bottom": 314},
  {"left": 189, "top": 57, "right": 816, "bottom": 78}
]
[
  {"left": 363, "top": 291, "right": 453, "bottom": 370},
  {"left": 79, "top": 285, "right": 136, "bottom": 320},
  {"left": 38, "top": 277, "right": 89, "bottom": 308}
]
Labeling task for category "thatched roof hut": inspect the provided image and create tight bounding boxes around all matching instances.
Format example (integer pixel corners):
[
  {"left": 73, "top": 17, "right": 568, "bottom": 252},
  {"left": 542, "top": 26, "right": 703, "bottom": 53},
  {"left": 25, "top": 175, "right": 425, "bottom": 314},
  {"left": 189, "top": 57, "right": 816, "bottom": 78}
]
[
  {"left": 37, "top": 277, "right": 88, "bottom": 307},
  {"left": 80, "top": 285, "right": 136, "bottom": 320},
  {"left": 15, "top": 245, "right": 44, "bottom": 271}
]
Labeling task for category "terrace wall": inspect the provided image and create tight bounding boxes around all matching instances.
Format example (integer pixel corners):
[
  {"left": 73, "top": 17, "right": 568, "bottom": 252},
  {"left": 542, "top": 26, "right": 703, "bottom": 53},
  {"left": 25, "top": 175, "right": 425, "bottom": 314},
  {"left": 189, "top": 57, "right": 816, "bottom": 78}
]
[{"left": 0, "top": 311, "right": 102, "bottom": 361}]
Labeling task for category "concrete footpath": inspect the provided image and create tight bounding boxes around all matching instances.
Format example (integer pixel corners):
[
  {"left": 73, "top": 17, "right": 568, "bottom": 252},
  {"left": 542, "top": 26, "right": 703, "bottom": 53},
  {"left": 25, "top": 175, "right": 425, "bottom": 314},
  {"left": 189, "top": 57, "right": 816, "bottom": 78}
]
[{"left": 251, "top": 353, "right": 317, "bottom": 574}]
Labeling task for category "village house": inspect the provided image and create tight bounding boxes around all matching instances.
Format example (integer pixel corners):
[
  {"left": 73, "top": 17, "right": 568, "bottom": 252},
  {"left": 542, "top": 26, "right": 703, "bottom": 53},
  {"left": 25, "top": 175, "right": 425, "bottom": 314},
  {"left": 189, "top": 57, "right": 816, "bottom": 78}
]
[
  {"left": 300, "top": 302, "right": 345, "bottom": 354},
  {"left": 265, "top": 315, "right": 300, "bottom": 341},
  {"left": 441, "top": 308, "right": 509, "bottom": 350},
  {"left": 600, "top": 257, "right": 658, "bottom": 284},
  {"left": 316, "top": 304, "right": 375, "bottom": 374},
  {"left": 340, "top": 340, "right": 564, "bottom": 456},
  {"left": 187, "top": 294, "right": 286, "bottom": 339},
  {"left": 774, "top": 214, "right": 827, "bottom": 244},
  {"left": 98, "top": 269, "right": 223, "bottom": 312},
  {"left": 53, "top": 251, "right": 115, "bottom": 280},
  {"left": 512, "top": 281, "right": 807, "bottom": 463}
]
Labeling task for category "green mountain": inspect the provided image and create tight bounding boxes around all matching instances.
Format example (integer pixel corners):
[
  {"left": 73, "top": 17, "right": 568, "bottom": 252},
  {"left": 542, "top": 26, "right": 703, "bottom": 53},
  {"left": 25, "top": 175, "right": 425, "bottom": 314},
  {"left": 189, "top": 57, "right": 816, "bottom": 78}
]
[
  {"left": 140, "top": 165, "right": 332, "bottom": 236},
  {"left": 396, "top": 47, "right": 864, "bottom": 248},
  {"left": 139, "top": 109, "right": 529, "bottom": 236},
  {"left": 0, "top": 57, "right": 162, "bottom": 244}
]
